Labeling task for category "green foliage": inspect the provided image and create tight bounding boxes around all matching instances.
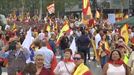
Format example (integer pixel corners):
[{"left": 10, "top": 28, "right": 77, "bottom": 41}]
[{"left": 0, "top": 0, "right": 80, "bottom": 16}]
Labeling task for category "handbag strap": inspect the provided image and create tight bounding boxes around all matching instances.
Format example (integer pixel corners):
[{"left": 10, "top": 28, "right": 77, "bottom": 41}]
[{"left": 64, "top": 62, "right": 71, "bottom": 74}]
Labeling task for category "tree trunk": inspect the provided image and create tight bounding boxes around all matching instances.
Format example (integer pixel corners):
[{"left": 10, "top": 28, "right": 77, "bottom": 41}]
[
  {"left": 21, "top": 0, "right": 25, "bottom": 17},
  {"left": 39, "top": 0, "right": 42, "bottom": 21}
]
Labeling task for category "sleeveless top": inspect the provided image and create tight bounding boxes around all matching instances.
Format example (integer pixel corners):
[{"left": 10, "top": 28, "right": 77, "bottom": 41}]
[{"left": 107, "top": 63, "right": 126, "bottom": 75}]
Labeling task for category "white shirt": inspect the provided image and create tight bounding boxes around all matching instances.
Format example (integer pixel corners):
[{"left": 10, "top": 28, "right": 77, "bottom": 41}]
[
  {"left": 107, "top": 64, "right": 126, "bottom": 75},
  {"left": 54, "top": 61, "right": 75, "bottom": 75},
  {"left": 35, "top": 47, "right": 54, "bottom": 69},
  {"left": 95, "top": 33, "right": 101, "bottom": 48},
  {"left": 75, "top": 31, "right": 81, "bottom": 37}
]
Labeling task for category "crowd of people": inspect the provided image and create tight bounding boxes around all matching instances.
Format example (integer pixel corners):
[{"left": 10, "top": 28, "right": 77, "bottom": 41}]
[{"left": 0, "top": 11, "right": 134, "bottom": 75}]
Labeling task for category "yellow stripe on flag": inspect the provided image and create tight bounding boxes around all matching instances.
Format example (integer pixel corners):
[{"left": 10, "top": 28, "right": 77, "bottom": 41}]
[
  {"left": 46, "top": 25, "right": 51, "bottom": 32},
  {"left": 95, "top": 10, "right": 100, "bottom": 19},
  {"left": 12, "top": 23, "right": 16, "bottom": 31},
  {"left": 56, "top": 23, "right": 69, "bottom": 42},
  {"left": 90, "top": 38, "right": 98, "bottom": 61},
  {"left": 104, "top": 41, "right": 111, "bottom": 54},
  {"left": 83, "top": 0, "right": 88, "bottom": 9},
  {"left": 120, "top": 24, "right": 129, "bottom": 45}
]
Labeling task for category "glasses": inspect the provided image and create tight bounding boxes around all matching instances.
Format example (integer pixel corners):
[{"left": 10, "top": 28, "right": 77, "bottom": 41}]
[{"left": 73, "top": 57, "right": 81, "bottom": 60}]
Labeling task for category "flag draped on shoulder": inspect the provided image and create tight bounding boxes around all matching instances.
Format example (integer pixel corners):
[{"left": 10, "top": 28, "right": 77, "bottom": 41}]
[
  {"left": 90, "top": 38, "right": 98, "bottom": 60},
  {"left": 104, "top": 41, "right": 111, "bottom": 55},
  {"left": 47, "top": 3, "right": 55, "bottom": 14},
  {"left": 120, "top": 24, "right": 129, "bottom": 45}
]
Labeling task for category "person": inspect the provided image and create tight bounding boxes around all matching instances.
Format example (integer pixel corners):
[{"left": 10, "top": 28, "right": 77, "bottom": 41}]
[
  {"left": 26, "top": 39, "right": 41, "bottom": 63},
  {"left": 0, "top": 34, "right": 4, "bottom": 75},
  {"left": 37, "top": 30, "right": 45, "bottom": 41},
  {"left": 99, "top": 34, "right": 110, "bottom": 68},
  {"left": 49, "top": 33, "right": 56, "bottom": 54},
  {"left": 103, "top": 50, "right": 131, "bottom": 75},
  {"left": 59, "top": 32, "right": 69, "bottom": 60},
  {"left": 7, "top": 40, "right": 30, "bottom": 75},
  {"left": 0, "top": 34, "right": 4, "bottom": 51},
  {"left": 72, "top": 52, "right": 92, "bottom": 75},
  {"left": 23, "top": 62, "right": 37, "bottom": 75},
  {"left": 54, "top": 48, "right": 75, "bottom": 75},
  {"left": 35, "top": 40, "right": 54, "bottom": 70},
  {"left": 116, "top": 38, "right": 132, "bottom": 64},
  {"left": 76, "top": 30, "right": 90, "bottom": 64},
  {"left": 128, "top": 49, "right": 134, "bottom": 75},
  {"left": 23, "top": 54, "right": 51, "bottom": 75},
  {"left": 35, "top": 54, "right": 50, "bottom": 75}
]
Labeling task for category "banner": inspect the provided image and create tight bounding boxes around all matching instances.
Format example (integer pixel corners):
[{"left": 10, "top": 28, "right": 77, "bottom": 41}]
[
  {"left": 108, "top": 14, "right": 116, "bottom": 24},
  {"left": 47, "top": 3, "right": 55, "bottom": 14}
]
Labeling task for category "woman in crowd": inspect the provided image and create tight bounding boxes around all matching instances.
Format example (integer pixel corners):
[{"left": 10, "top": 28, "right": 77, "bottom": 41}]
[
  {"left": 99, "top": 34, "right": 110, "bottom": 68},
  {"left": 54, "top": 48, "right": 75, "bottom": 75},
  {"left": 35, "top": 54, "right": 51, "bottom": 75},
  {"left": 103, "top": 50, "right": 130, "bottom": 75},
  {"left": 23, "top": 62, "right": 37, "bottom": 75},
  {"left": 116, "top": 37, "right": 132, "bottom": 64},
  {"left": 128, "top": 49, "right": 134, "bottom": 75},
  {"left": 7, "top": 40, "right": 30, "bottom": 75},
  {"left": 23, "top": 54, "right": 51, "bottom": 75}
]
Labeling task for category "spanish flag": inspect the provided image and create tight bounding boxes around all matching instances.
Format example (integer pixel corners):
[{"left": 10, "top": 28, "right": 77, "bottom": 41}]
[
  {"left": 95, "top": 10, "right": 100, "bottom": 19},
  {"left": 82, "top": 0, "right": 92, "bottom": 16},
  {"left": 120, "top": 24, "right": 129, "bottom": 45},
  {"left": 90, "top": 38, "right": 98, "bottom": 61},
  {"left": 46, "top": 25, "right": 51, "bottom": 32},
  {"left": 104, "top": 41, "right": 111, "bottom": 55},
  {"left": 12, "top": 23, "right": 16, "bottom": 31},
  {"left": 56, "top": 22, "right": 69, "bottom": 43}
]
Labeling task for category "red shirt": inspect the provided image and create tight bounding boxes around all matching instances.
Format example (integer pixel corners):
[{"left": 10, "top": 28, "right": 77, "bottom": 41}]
[
  {"left": 83, "top": 71, "right": 92, "bottom": 75},
  {"left": 39, "top": 67, "right": 51, "bottom": 75}
]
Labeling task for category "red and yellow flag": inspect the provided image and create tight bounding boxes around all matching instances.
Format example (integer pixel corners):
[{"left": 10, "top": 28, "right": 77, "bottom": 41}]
[
  {"left": 82, "top": 0, "right": 92, "bottom": 16},
  {"left": 82, "top": 0, "right": 92, "bottom": 25},
  {"left": 95, "top": 10, "right": 100, "bottom": 19},
  {"left": 56, "top": 21, "right": 70, "bottom": 44},
  {"left": 120, "top": 24, "right": 129, "bottom": 45},
  {"left": 104, "top": 41, "right": 111, "bottom": 55},
  {"left": 46, "top": 25, "right": 51, "bottom": 32}
]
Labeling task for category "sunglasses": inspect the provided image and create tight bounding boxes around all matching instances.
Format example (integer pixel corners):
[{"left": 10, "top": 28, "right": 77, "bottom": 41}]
[{"left": 73, "top": 57, "right": 81, "bottom": 60}]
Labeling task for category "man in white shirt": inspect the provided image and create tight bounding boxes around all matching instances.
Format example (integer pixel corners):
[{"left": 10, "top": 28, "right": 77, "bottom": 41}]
[
  {"left": 35, "top": 40, "right": 54, "bottom": 69},
  {"left": 95, "top": 30, "right": 102, "bottom": 49}
]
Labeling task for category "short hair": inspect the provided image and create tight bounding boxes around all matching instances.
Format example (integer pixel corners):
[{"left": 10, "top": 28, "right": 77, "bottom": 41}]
[
  {"left": 41, "top": 40, "right": 46, "bottom": 46},
  {"left": 109, "top": 50, "right": 122, "bottom": 61},
  {"left": 118, "top": 36, "right": 125, "bottom": 42},
  {"left": 34, "top": 54, "right": 45, "bottom": 62},
  {"left": 74, "top": 52, "right": 84, "bottom": 59},
  {"left": 23, "top": 62, "right": 37, "bottom": 75},
  {"left": 64, "top": 48, "right": 72, "bottom": 55},
  {"left": 33, "top": 39, "right": 41, "bottom": 48}
]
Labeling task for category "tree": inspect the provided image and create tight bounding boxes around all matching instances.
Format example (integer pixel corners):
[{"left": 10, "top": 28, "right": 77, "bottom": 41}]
[{"left": 65, "top": 0, "right": 79, "bottom": 12}]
